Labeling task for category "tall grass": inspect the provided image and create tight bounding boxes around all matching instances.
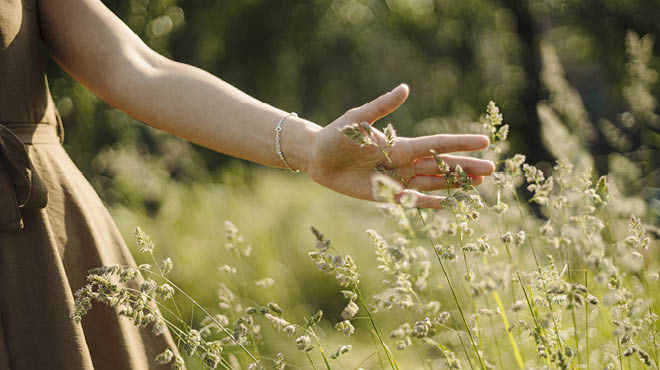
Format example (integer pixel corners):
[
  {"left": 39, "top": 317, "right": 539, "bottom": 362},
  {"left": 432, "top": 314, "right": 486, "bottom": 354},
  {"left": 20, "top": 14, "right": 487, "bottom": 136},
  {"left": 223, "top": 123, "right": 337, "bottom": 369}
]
[{"left": 73, "top": 32, "right": 659, "bottom": 369}]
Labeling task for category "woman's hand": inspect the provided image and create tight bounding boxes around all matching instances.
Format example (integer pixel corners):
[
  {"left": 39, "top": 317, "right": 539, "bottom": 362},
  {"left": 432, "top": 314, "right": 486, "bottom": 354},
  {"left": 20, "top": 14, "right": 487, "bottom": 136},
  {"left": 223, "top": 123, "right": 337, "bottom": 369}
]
[{"left": 305, "top": 84, "right": 495, "bottom": 208}]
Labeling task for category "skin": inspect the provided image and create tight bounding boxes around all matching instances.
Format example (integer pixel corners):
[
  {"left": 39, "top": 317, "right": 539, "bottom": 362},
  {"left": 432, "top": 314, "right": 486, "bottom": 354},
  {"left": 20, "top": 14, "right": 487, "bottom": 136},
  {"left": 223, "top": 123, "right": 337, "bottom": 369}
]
[{"left": 38, "top": 0, "right": 495, "bottom": 209}]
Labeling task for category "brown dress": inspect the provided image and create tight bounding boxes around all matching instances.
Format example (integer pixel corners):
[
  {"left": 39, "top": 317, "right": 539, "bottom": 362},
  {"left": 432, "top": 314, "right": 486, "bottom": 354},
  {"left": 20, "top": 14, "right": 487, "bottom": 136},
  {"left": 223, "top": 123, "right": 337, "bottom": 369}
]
[{"left": 0, "top": 0, "right": 177, "bottom": 369}]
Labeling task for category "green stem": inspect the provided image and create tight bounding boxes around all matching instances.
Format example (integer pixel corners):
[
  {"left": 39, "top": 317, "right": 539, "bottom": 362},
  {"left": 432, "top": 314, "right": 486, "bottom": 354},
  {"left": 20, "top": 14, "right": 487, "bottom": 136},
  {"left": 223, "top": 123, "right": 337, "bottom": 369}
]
[
  {"left": 140, "top": 268, "right": 258, "bottom": 362},
  {"left": 446, "top": 188, "right": 486, "bottom": 364},
  {"left": 353, "top": 351, "right": 379, "bottom": 370},
  {"left": 563, "top": 244, "right": 582, "bottom": 368},
  {"left": 308, "top": 327, "right": 332, "bottom": 370},
  {"left": 147, "top": 252, "right": 189, "bottom": 344},
  {"left": 153, "top": 305, "right": 234, "bottom": 370},
  {"left": 618, "top": 335, "right": 624, "bottom": 370},
  {"left": 491, "top": 290, "right": 524, "bottom": 369},
  {"left": 485, "top": 304, "right": 503, "bottom": 369},
  {"left": 403, "top": 311, "right": 431, "bottom": 370},
  {"left": 356, "top": 289, "right": 399, "bottom": 370},
  {"left": 643, "top": 272, "right": 660, "bottom": 369},
  {"left": 512, "top": 192, "right": 569, "bottom": 364},
  {"left": 232, "top": 249, "right": 262, "bottom": 362},
  {"left": 585, "top": 269, "right": 591, "bottom": 370},
  {"left": 416, "top": 208, "right": 486, "bottom": 370},
  {"left": 306, "top": 353, "right": 320, "bottom": 370},
  {"left": 369, "top": 329, "right": 386, "bottom": 370},
  {"left": 494, "top": 203, "right": 554, "bottom": 370}
]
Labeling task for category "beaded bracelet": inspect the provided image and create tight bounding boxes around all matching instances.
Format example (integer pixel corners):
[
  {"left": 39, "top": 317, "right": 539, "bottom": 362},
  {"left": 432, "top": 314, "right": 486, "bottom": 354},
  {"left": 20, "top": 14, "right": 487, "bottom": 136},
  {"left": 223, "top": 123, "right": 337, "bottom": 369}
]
[{"left": 274, "top": 112, "right": 300, "bottom": 173}]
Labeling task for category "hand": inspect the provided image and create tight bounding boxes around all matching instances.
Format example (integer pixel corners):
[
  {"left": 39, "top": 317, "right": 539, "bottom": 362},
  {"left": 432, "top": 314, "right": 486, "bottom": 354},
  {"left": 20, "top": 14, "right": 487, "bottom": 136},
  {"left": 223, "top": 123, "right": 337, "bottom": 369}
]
[{"left": 305, "top": 84, "right": 495, "bottom": 209}]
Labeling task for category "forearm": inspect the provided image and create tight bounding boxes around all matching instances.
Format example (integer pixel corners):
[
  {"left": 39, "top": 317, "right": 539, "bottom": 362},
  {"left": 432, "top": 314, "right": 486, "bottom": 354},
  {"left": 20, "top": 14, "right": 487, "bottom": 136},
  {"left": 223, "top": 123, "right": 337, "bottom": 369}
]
[
  {"left": 39, "top": 0, "right": 320, "bottom": 171},
  {"left": 110, "top": 60, "right": 321, "bottom": 172}
]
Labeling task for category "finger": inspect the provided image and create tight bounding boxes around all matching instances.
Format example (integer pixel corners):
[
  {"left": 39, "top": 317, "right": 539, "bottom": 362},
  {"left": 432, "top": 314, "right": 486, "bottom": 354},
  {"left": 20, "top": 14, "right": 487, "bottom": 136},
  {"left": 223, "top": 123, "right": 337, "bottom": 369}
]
[
  {"left": 346, "top": 84, "right": 409, "bottom": 124},
  {"left": 396, "top": 134, "right": 490, "bottom": 162},
  {"left": 394, "top": 190, "right": 449, "bottom": 209},
  {"left": 412, "top": 155, "right": 495, "bottom": 176},
  {"left": 407, "top": 175, "right": 484, "bottom": 191}
]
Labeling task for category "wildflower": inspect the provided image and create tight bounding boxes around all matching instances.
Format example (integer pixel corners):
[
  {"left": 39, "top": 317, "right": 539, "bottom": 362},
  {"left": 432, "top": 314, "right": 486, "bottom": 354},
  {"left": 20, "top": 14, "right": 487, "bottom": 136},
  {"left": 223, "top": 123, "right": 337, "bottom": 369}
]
[
  {"left": 512, "top": 300, "right": 525, "bottom": 312},
  {"left": 340, "top": 121, "right": 377, "bottom": 147},
  {"left": 341, "top": 301, "right": 359, "bottom": 320},
  {"left": 400, "top": 190, "right": 419, "bottom": 209},
  {"left": 390, "top": 323, "right": 411, "bottom": 339},
  {"left": 140, "top": 279, "right": 157, "bottom": 296},
  {"left": 255, "top": 277, "right": 275, "bottom": 288},
  {"left": 310, "top": 226, "right": 331, "bottom": 251},
  {"left": 434, "top": 312, "right": 451, "bottom": 325},
  {"left": 596, "top": 175, "right": 609, "bottom": 202},
  {"left": 412, "top": 318, "right": 431, "bottom": 338},
  {"left": 202, "top": 350, "right": 221, "bottom": 369},
  {"left": 306, "top": 310, "right": 323, "bottom": 327},
  {"left": 155, "top": 284, "right": 175, "bottom": 300},
  {"left": 435, "top": 244, "right": 457, "bottom": 262},
  {"left": 454, "top": 164, "right": 472, "bottom": 190},
  {"left": 119, "top": 267, "right": 138, "bottom": 283},
  {"left": 384, "top": 123, "right": 397, "bottom": 148},
  {"left": 295, "top": 335, "right": 313, "bottom": 352},
  {"left": 429, "top": 150, "right": 455, "bottom": 184},
  {"left": 245, "top": 307, "right": 258, "bottom": 315},
  {"left": 275, "top": 352, "right": 286, "bottom": 370},
  {"left": 171, "top": 355, "right": 185, "bottom": 370},
  {"left": 341, "top": 290, "right": 358, "bottom": 301},
  {"left": 483, "top": 101, "right": 507, "bottom": 157},
  {"left": 161, "top": 257, "right": 173, "bottom": 275},
  {"left": 264, "top": 313, "right": 291, "bottom": 332},
  {"left": 623, "top": 215, "right": 650, "bottom": 251},
  {"left": 372, "top": 174, "right": 403, "bottom": 203},
  {"left": 442, "top": 349, "right": 462, "bottom": 369},
  {"left": 135, "top": 227, "right": 154, "bottom": 253},
  {"left": 330, "top": 345, "right": 352, "bottom": 359},
  {"left": 514, "top": 231, "right": 526, "bottom": 247},
  {"left": 151, "top": 320, "right": 166, "bottom": 336},
  {"left": 154, "top": 348, "right": 173, "bottom": 365},
  {"left": 492, "top": 201, "right": 508, "bottom": 214},
  {"left": 218, "top": 264, "right": 236, "bottom": 274},
  {"left": 397, "top": 337, "right": 412, "bottom": 350},
  {"left": 284, "top": 325, "right": 296, "bottom": 335},
  {"left": 496, "top": 124, "right": 509, "bottom": 141},
  {"left": 503, "top": 155, "right": 526, "bottom": 183},
  {"left": 224, "top": 220, "right": 244, "bottom": 251},
  {"left": 540, "top": 221, "right": 554, "bottom": 235},
  {"left": 335, "top": 320, "right": 355, "bottom": 336},
  {"left": 184, "top": 329, "right": 201, "bottom": 356}
]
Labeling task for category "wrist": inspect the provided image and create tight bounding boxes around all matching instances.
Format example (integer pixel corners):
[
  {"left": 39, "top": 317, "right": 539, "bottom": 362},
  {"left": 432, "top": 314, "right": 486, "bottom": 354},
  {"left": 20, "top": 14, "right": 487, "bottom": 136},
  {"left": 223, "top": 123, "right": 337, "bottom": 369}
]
[{"left": 278, "top": 115, "right": 321, "bottom": 174}]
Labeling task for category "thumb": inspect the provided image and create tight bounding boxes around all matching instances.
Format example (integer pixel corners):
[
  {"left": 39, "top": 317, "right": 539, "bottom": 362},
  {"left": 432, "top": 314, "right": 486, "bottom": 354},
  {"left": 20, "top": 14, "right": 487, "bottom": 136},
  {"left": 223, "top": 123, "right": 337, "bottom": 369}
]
[{"left": 349, "top": 83, "right": 409, "bottom": 124}]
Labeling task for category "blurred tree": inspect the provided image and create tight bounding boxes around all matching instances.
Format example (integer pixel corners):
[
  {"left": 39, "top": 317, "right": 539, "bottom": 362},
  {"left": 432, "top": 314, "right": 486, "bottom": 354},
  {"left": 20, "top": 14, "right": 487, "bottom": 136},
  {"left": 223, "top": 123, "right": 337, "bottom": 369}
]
[{"left": 46, "top": 0, "right": 659, "bottom": 213}]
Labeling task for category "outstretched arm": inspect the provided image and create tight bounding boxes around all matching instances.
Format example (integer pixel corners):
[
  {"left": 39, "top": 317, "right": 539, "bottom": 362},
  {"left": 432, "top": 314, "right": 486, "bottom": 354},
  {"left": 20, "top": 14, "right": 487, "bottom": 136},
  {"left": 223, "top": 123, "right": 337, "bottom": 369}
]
[
  {"left": 39, "top": 0, "right": 318, "bottom": 171},
  {"left": 39, "top": 0, "right": 494, "bottom": 208}
]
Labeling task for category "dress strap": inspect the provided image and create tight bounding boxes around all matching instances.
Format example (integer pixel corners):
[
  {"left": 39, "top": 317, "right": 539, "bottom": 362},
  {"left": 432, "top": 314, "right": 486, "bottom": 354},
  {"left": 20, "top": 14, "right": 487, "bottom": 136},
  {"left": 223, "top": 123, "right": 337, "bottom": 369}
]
[{"left": 2, "top": 123, "right": 61, "bottom": 144}]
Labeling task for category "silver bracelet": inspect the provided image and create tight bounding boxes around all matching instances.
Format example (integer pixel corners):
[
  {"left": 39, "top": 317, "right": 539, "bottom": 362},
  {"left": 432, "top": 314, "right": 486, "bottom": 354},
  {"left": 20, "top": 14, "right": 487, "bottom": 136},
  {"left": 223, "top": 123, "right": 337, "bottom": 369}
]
[{"left": 275, "top": 112, "right": 300, "bottom": 173}]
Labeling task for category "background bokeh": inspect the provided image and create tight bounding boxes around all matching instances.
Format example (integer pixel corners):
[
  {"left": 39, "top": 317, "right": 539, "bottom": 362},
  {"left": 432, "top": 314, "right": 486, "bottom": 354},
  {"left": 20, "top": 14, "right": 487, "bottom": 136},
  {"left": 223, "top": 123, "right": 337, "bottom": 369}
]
[
  {"left": 48, "top": 0, "right": 660, "bottom": 185},
  {"left": 45, "top": 0, "right": 660, "bottom": 368}
]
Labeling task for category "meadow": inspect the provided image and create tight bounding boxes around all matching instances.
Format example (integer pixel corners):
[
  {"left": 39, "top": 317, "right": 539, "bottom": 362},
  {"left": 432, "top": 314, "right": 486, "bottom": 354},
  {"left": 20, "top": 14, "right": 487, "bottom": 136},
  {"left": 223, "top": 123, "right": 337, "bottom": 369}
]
[
  {"left": 74, "top": 74, "right": 660, "bottom": 369},
  {"left": 57, "top": 3, "right": 660, "bottom": 367}
]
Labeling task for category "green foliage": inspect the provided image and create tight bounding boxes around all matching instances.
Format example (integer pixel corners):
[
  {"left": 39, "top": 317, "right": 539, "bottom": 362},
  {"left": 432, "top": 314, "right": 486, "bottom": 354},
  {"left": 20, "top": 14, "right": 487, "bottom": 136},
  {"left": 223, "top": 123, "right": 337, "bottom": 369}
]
[
  {"left": 73, "top": 100, "right": 660, "bottom": 369},
  {"left": 52, "top": 2, "right": 660, "bottom": 369}
]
